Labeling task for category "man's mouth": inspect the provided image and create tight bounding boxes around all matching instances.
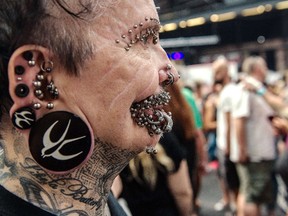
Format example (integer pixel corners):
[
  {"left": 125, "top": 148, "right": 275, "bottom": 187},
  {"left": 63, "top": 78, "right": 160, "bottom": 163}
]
[{"left": 130, "top": 91, "right": 173, "bottom": 136}]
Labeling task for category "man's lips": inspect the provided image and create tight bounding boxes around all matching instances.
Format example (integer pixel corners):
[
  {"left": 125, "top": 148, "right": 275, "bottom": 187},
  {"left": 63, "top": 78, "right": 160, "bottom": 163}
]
[{"left": 130, "top": 91, "right": 173, "bottom": 136}]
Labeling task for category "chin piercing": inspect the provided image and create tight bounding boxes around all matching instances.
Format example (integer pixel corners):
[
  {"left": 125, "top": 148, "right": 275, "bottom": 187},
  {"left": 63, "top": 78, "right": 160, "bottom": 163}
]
[{"left": 146, "top": 146, "right": 158, "bottom": 154}]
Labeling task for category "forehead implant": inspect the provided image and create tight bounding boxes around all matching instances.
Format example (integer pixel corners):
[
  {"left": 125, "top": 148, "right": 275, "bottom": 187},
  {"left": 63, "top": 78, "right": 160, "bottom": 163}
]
[{"left": 115, "top": 16, "right": 161, "bottom": 51}]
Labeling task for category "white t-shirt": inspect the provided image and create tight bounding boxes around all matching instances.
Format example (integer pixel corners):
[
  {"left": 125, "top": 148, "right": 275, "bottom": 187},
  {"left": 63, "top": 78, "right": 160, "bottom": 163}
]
[
  {"left": 216, "top": 83, "right": 238, "bottom": 154},
  {"left": 232, "top": 83, "right": 276, "bottom": 162}
]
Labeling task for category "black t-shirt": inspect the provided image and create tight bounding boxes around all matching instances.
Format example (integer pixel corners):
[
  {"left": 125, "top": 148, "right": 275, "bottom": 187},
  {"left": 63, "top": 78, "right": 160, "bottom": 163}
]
[
  {"left": 0, "top": 186, "right": 126, "bottom": 216},
  {"left": 0, "top": 185, "right": 54, "bottom": 216}
]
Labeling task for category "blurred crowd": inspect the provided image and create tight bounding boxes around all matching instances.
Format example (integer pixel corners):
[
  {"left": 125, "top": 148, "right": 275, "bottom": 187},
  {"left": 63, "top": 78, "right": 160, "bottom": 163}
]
[{"left": 111, "top": 55, "right": 288, "bottom": 216}]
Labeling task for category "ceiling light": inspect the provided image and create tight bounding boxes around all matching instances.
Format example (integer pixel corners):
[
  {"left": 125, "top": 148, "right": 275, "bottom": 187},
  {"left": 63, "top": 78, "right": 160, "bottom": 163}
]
[
  {"left": 241, "top": 5, "right": 265, "bottom": 17},
  {"left": 186, "top": 17, "right": 206, "bottom": 27},
  {"left": 210, "top": 12, "right": 236, "bottom": 22},
  {"left": 276, "top": 1, "right": 288, "bottom": 10},
  {"left": 163, "top": 23, "right": 178, "bottom": 32},
  {"left": 179, "top": 20, "right": 187, "bottom": 28}
]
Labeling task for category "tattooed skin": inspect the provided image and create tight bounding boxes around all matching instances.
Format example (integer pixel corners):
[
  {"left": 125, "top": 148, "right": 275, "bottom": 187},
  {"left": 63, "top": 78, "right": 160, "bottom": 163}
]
[{"left": 0, "top": 121, "right": 136, "bottom": 215}]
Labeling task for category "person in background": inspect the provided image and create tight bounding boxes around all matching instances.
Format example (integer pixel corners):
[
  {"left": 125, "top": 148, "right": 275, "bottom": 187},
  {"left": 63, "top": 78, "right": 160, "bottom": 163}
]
[
  {"left": 164, "top": 82, "right": 205, "bottom": 215},
  {"left": 0, "top": 0, "right": 180, "bottom": 215},
  {"left": 119, "top": 138, "right": 193, "bottom": 216},
  {"left": 234, "top": 56, "right": 276, "bottom": 216},
  {"left": 182, "top": 84, "right": 207, "bottom": 212},
  {"left": 202, "top": 81, "right": 222, "bottom": 163},
  {"left": 212, "top": 56, "right": 240, "bottom": 215}
]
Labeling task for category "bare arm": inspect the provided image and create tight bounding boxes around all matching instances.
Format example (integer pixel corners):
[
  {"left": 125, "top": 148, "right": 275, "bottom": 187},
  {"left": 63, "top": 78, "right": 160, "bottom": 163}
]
[
  {"left": 167, "top": 160, "right": 193, "bottom": 216},
  {"left": 111, "top": 175, "right": 123, "bottom": 198},
  {"left": 234, "top": 117, "right": 249, "bottom": 163},
  {"left": 225, "top": 111, "right": 231, "bottom": 157},
  {"left": 203, "top": 99, "right": 217, "bottom": 131}
]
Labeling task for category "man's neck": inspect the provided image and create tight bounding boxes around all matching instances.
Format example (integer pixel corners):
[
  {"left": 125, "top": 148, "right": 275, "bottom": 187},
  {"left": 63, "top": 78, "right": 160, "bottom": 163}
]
[{"left": 0, "top": 122, "right": 136, "bottom": 215}]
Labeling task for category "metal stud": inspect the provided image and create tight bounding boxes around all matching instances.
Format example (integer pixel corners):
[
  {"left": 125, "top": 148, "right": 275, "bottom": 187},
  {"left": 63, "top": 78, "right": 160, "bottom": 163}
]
[
  {"left": 28, "top": 60, "right": 36, "bottom": 67},
  {"left": 33, "top": 103, "right": 41, "bottom": 110},
  {"left": 46, "top": 102, "right": 54, "bottom": 110}
]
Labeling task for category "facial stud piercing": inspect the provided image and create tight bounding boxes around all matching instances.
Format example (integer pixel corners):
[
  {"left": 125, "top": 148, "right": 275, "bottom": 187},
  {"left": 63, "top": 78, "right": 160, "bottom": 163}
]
[
  {"left": 36, "top": 74, "right": 45, "bottom": 81},
  {"left": 15, "top": 66, "right": 25, "bottom": 75},
  {"left": 15, "top": 84, "right": 30, "bottom": 98},
  {"left": 17, "top": 77, "right": 23, "bottom": 81}
]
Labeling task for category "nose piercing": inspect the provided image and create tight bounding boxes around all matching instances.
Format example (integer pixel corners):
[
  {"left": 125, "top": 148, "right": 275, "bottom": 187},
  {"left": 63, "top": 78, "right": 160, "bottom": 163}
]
[
  {"left": 164, "top": 72, "right": 175, "bottom": 86},
  {"left": 166, "top": 63, "right": 172, "bottom": 70}
]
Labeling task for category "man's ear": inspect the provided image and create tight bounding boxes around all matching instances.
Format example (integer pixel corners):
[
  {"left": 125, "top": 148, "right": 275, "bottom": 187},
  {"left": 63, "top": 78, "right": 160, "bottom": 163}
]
[{"left": 8, "top": 45, "right": 54, "bottom": 131}]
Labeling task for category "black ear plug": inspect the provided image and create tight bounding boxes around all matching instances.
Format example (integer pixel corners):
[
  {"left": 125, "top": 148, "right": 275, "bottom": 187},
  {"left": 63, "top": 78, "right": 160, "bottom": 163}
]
[
  {"left": 15, "top": 66, "right": 25, "bottom": 75},
  {"left": 15, "top": 84, "right": 29, "bottom": 98},
  {"left": 22, "top": 51, "right": 33, "bottom": 61}
]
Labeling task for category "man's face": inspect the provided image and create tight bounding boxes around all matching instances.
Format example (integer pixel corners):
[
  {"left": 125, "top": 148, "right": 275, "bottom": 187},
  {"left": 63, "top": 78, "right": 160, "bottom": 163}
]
[{"left": 64, "top": 0, "right": 178, "bottom": 152}]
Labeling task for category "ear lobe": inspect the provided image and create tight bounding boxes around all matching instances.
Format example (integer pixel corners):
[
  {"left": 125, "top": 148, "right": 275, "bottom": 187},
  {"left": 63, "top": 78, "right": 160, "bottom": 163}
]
[{"left": 8, "top": 45, "right": 52, "bottom": 124}]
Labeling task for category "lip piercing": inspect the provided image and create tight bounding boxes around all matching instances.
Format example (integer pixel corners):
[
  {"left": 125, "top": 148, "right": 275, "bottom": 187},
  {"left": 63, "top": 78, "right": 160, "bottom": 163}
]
[{"left": 164, "top": 72, "right": 175, "bottom": 86}]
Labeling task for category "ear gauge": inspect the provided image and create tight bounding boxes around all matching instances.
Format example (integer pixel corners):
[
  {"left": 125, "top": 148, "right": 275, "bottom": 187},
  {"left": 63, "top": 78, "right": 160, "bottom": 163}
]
[
  {"left": 15, "top": 84, "right": 30, "bottom": 98},
  {"left": 22, "top": 51, "right": 36, "bottom": 67},
  {"left": 11, "top": 107, "right": 36, "bottom": 130}
]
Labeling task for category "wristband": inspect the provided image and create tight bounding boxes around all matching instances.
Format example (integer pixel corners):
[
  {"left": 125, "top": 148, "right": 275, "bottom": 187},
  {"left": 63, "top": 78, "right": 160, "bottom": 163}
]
[{"left": 256, "top": 86, "right": 266, "bottom": 96}]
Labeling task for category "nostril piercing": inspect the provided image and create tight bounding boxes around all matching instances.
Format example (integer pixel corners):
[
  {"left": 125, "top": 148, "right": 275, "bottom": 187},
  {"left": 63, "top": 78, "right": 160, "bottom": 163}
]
[
  {"left": 164, "top": 72, "right": 175, "bottom": 86},
  {"left": 166, "top": 64, "right": 172, "bottom": 70}
]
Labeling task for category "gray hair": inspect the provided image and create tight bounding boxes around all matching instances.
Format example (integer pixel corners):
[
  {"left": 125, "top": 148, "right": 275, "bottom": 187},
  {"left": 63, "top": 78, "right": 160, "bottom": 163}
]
[{"left": 0, "top": 0, "right": 118, "bottom": 116}]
